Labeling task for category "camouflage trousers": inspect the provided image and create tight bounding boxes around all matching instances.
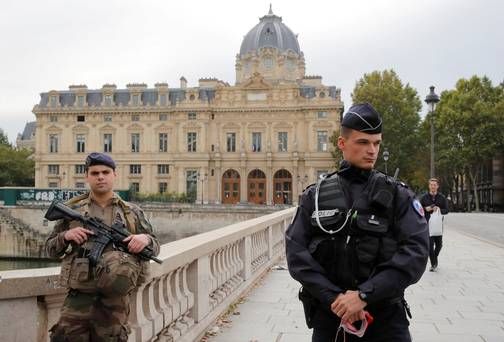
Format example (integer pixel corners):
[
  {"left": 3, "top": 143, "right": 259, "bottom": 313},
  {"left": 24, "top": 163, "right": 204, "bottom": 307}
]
[{"left": 49, "top": 289, "right": 131, "bottom": 342}]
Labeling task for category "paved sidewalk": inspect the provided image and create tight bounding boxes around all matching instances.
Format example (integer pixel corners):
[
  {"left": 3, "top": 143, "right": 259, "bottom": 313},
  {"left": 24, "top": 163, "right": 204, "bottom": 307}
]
[{"left": 206, "top": 218, "right": 504, "bottom": 342}]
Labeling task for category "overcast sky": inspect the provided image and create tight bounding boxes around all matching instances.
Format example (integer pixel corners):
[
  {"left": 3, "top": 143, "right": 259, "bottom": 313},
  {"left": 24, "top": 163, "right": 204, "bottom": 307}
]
[{"left": 0, "top": 0, "right": 502, "bottom": 143}]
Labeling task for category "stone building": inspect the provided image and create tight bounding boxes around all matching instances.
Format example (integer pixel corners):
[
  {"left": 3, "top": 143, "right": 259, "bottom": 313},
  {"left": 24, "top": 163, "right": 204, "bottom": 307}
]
[
  {"left": 16, "top": 121, "right": 36, "bottom": 151},
  {"left": 32, "top": 8, "right": 343, "bottom": 205}
]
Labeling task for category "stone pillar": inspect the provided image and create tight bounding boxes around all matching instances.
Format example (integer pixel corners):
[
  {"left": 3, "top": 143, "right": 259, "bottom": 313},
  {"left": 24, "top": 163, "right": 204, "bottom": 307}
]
[
  {"left": 266, "top": 152, "right": 273, "bottom": 205},
  {"left": 240, "top": 236, "right": 252, "bottom": 280},
  {"left": 215, "top": 161, "right": 222, "bottom": 204},
  {"left": 187, "top": 256, "right": 211, "bottom": 322}
]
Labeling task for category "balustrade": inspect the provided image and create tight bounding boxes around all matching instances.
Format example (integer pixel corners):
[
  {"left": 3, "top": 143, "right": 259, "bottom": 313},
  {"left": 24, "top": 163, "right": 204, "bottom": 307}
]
[{"left": 0, "top": 207, "right": 295, "bottom": 342}]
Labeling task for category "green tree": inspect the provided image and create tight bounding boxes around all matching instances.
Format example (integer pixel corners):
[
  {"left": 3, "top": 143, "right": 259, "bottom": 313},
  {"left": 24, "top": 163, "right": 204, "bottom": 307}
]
[
  {"left": 350, "top": 70, "right": 423, "bottom": 188},
  {"left": 0, "top": 128, "right": 35, "bottom": 186},
  {"left": 435, "top": 76, "right": 504, "bottom": 211},
  {"left": 0, "top": 129, "right": 10, "bottom": 147}
]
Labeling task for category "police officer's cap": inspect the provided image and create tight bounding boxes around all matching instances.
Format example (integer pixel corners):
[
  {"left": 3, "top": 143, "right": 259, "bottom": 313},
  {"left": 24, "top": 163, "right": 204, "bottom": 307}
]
[
  {"left": 341, "top": 103, "right": 382, "bottom": 134},
  {"left": 85, "top": 152, "right": 116, "bottom": 170}
]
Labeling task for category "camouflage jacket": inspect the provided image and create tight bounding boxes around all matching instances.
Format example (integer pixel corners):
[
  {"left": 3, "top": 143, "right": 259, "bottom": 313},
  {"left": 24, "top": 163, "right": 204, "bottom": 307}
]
[{"left": 45, "top": 192, "right": 160, "bottom": 289}]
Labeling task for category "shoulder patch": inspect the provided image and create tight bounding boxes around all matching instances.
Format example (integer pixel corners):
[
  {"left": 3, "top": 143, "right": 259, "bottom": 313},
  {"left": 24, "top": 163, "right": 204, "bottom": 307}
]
[{"left": 412, "top": 199, "right": 425, "bottom": 217}]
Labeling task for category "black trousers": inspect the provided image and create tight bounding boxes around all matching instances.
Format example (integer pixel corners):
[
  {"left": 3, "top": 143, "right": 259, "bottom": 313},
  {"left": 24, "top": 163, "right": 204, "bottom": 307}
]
[
  {"left": 311, "top": 303, "right": 411, "bottom": 342},
  {"left": 429, "top": 235, "right": 443, "bottom": 267}
]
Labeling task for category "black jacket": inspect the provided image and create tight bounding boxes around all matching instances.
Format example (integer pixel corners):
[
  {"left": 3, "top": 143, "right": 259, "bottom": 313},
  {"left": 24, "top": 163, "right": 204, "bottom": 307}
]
[
  {"left": 420, "top": 192, "right": 449, "bottom": 222},
  {"left": 285, "top": 165, "right": 429, "bottom": 329}
]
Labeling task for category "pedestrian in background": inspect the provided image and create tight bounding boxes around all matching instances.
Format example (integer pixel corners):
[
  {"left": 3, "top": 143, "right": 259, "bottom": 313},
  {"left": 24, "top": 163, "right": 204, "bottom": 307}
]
[{"left": 420, "top": 178, "right": 449, "bottom": 272}]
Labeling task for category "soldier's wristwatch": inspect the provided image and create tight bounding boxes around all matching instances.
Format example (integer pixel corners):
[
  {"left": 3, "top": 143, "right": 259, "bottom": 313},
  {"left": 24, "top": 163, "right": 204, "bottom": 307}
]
[{"left": 358, "top": 290, "right": 368, "bottom": 303}]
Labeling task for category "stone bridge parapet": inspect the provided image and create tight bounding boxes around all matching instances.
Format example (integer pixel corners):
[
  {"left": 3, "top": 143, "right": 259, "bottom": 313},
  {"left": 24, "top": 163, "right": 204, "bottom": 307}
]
[{"left": 0, "top": 207, "right": 295, "bottom": 342}]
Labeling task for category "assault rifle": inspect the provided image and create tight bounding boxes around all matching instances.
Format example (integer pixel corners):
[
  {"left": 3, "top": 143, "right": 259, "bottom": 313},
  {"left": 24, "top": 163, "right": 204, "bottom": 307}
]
[{"left": 45, "top": 200, "right": 162, "bottom": 265}]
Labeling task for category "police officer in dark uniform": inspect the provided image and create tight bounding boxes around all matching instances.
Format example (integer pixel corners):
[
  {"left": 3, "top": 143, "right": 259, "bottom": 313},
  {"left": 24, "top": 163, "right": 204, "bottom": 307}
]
[{"left": 286, "top": 103, "right": 429, "bottom": 341}]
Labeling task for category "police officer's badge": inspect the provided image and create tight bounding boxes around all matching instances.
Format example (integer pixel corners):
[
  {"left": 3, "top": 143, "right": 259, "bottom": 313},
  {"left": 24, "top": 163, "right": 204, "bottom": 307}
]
[{"left": 412, "top": 199, "right": 424, "bottom": 217}]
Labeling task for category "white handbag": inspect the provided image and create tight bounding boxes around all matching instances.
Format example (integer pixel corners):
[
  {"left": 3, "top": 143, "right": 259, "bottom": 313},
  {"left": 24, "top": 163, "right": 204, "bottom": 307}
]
[{"left": 429, "top": 210, "right": 443, "bottom": 236}]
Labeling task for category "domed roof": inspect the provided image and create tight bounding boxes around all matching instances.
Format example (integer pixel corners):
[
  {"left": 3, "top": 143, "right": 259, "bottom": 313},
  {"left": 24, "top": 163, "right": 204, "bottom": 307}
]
[{"left": 240, "top": 6, "right": 301, "bottom": 56}]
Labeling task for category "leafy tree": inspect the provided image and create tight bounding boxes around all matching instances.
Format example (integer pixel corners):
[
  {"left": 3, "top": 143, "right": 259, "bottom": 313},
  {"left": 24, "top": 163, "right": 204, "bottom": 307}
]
[
  {"left": 349, "top": 70, "right": 423, "bottom": 188},
  {"left": 435, "top": 76, "right": 504, "bottom": 211},
  {"left": 0, "top": 129, "right": 10, "bottom": 147},
  {"left": 0, "top": 144, "right": 35, "bottom": 186}
]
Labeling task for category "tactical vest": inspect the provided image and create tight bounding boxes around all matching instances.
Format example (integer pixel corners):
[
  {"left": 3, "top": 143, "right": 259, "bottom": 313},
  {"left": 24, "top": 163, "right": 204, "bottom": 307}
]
[
  {"left": 58, "top": 193, "right": 139, "bottom": 291},
  {"left": 309, "top": 171, "right": 399, "bottom": 287}
]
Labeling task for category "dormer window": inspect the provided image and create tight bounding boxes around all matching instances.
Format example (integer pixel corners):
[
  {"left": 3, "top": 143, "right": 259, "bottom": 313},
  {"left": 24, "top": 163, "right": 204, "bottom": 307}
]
[
  {"left": 132, "top": 94, "right": 140, "bottom": 106},
  {"left": 104, "top": 94, "right": 113, "bottom": 106},
  {"left": 159, "top": 94, "right": 167, "bottom": 106},
  {"left": 49, "top": 96, "right": 58, "bottom": 107},
  {"left": 263, "top": 57, "right": 273, "bottom": 69},
  {"left": 77, "top": 95, "right": 85, "bottom": 107}
]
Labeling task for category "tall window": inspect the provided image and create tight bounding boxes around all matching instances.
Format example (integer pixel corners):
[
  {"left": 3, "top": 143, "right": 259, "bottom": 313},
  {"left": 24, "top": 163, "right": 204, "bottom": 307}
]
[
  {"left": 159, "top": 133, "right": 168, "bottom": 152},
  {"left": 130, "top": 165, "right": 142, "bottom": 174},
  {"left": 49, "top": 134, "right": 58, "bottom": 153},
  {"left": 159, "top": 182, "right": 168, "bottom": 194},
  {"left": 186, "top": 170, "right": 198, "bottom": 201},
  {"left": 317, "top": 131, "right": 328, "bottom": 152},
  {"left": 75, "top": 164, "right": 86, "bottom": 174},
  {"left": 278, "top": 132, "right": 288, "bottom": 152},
  {"left": 76, "top": 134, "right": 85, "bottom": 153},
  {"left": 77, "top": 95, "right": 85, "bottom": 107},
  {"left": 130, "top": 182, "right": 139, "bottom": 193},
  {"left": 187, "top": 132, "right": 197, "bottom": 152},
  {"left": 48, "top": 165, "right": 59, "bottom": 175},
  {"left": 252, "top": 132, "right": 262, "bottom": 152},
  {"left": 158, "top": 164, "right": 169, "bottom": 174},
  {"left": 103, "top": 134, "right": 112, "bottom": 152},
  {"left": 131, "top": 133, "right": 140, "bottom": 152},
  {"left": 227, "top": 132, "right": 236, "bottom": 152}
]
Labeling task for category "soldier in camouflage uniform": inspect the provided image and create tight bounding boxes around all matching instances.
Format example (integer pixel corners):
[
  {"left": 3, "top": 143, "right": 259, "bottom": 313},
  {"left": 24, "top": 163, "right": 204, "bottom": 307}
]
[{"left": 45, "top": 153, "right": 160, "bottom": 342}]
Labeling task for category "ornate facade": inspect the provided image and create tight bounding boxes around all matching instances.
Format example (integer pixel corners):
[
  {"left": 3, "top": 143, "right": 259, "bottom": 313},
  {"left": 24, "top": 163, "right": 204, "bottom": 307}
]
[{"left": 32, "top": 8, "right": 343, "bottom": 205}]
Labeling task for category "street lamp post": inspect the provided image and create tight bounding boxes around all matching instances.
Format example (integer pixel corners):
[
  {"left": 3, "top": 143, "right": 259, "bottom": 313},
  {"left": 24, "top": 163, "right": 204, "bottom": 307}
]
[
  {"left": 198, "top": 172, "right": 208, "bottom": 204},
  {"left": 425, "top": 86, "right": 440, "bottom": 178},
  {"left": 383, "top": 148, "right": 389, "bottom": 174}
]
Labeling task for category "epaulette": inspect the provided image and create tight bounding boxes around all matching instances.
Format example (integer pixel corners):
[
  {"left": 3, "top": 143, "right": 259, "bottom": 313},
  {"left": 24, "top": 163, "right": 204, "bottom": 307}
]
[
  {"left": 64, "top": 193, "right": 90, "bottom": 209},
  {"left": 303, "top": 183, "right": 316, "bottom": 193}
]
